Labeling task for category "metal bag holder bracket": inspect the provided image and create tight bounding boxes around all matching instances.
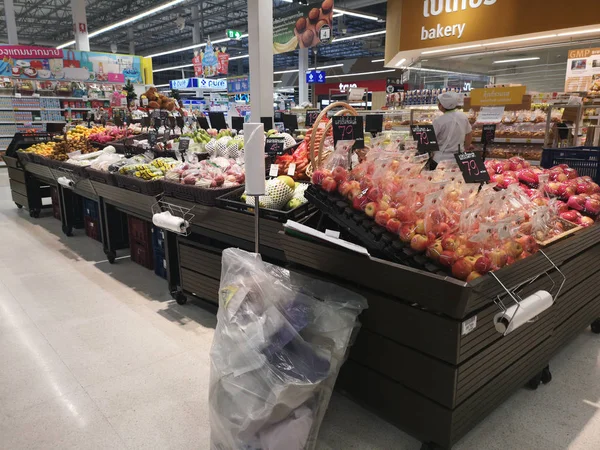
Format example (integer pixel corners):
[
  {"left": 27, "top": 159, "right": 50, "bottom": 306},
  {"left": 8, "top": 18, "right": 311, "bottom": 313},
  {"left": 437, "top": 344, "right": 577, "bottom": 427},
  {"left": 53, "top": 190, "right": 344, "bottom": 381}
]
[{"left": 151, "top": 197, "right": 195, "bottom": 236}]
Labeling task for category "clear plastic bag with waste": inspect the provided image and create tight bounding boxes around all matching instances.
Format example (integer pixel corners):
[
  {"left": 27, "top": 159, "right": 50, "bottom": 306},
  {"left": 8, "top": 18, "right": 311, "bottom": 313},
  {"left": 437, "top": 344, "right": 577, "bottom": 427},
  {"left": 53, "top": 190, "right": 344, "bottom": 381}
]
[{"left": 209, "top": 248, "right": 368, "bottom": 450}]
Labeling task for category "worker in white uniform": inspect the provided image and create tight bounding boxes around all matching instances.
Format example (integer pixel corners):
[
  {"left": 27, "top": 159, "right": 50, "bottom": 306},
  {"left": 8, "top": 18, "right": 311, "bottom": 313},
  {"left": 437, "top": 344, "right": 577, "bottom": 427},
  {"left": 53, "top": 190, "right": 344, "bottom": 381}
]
[{"left": 431, "top": 92, "right": 473, "bottom": 165}]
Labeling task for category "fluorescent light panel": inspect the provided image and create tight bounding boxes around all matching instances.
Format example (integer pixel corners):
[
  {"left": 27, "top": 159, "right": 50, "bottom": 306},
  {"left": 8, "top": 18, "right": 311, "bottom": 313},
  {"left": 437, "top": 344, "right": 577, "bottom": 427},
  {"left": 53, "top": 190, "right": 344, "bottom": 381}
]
[
  {"left": 334, "top": 7, "right": 381, "bottom": 21},
  {"left": 229, "top": 54, "right": 249, "bottom": 60},
  {"left": 422, "top": 44, "right": 482, "bottom": 55},
  {"left": 146, "top": 34, "right": 247, "bottom": 58},
  {"left": 154, "top": 84, "right": 169, "bottom": 87},
  {"left": 493, "top": 57, "right": 541, "bottom": 64},
  {"left": 333, "top": 30, "right": 385, "bottom": 43},
  {"left": 371, "top": 58, "right": 384, "bottom": 63},
  {"left": 333, "top": 69, "right": 396, "bottom": 78},
  {"left": 153, "top": 63, "right": 193, "bottom": 73},
  {"left": 57, "top": 0, "right": 186, "bottom": 49},
  {"left": 273, "top": 63, "right": 343, "bottom": 75}
]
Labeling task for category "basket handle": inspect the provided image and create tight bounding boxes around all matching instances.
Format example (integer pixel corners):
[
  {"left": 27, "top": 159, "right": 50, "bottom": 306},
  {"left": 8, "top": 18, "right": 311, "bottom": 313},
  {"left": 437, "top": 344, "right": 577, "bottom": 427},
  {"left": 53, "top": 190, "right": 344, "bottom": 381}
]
[{"left": 309, "top": 101, "right": 357, "bottom": 170}]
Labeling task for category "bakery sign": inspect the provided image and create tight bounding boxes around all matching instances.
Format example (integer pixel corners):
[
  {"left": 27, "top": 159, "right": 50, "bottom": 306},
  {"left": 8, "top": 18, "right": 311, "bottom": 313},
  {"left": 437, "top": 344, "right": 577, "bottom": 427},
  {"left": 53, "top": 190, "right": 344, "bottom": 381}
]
[{"left": 388, "top": 0, "right": 600, "bottom": 54}]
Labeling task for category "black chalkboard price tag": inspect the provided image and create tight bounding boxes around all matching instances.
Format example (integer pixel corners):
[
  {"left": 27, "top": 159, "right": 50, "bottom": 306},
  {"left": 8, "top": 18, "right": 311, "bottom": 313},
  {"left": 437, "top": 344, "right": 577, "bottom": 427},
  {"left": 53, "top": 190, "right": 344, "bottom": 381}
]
[
  {"left": 148, "top": 130, "right": 157, "bottom": 148},
  {"left": 455, "top": 151, "right": 490, "bottom": 184},
  {"left": 332, "top": 115, "right": 364, "bottom": 149},
  {"left": 163, "top": 129, "right": 171, "bottom": 143},
  {"left": 153, "top": 117, "right": 162, "bottom": 129},
  {"left": 265, "top": 136, "right": 285, "bottom": 163},
  {"left": 481, "top": 124, "right": 496, "bottom": 145},
  {"left": 175, "top": 116, "right": 184, "bottom": 131},
  {"left": 410, "top": 125, "right": 439, "bottom": 153},
  {"left": 305, "top": 110, "right": 319, "bottom": 127},
  {"left": 365, "top": 114, "right": 384, "bottom": 134},
  {"left": 178, "top": 138, "right": 190, "bottom": 152}
]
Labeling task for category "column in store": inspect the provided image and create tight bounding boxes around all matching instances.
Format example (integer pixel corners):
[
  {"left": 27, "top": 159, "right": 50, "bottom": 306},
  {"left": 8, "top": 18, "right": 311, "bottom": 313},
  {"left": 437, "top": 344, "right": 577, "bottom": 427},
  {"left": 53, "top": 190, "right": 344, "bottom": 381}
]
[
  {"left": 299, "top": 48, "right": 309, "bottom": 104},
  {"left": 3, "top": 0, "right": 18, "bottom": 44},
  {"left": 71, "top": 0, "right": 90, "bottom": 51}
]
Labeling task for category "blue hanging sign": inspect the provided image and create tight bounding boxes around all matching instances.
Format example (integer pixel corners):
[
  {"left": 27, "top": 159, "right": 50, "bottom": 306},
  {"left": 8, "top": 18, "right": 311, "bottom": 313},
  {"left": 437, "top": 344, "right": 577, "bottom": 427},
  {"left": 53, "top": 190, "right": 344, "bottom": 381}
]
[{"left": 306, "top": 70, "right": 326, "bottom": 84}]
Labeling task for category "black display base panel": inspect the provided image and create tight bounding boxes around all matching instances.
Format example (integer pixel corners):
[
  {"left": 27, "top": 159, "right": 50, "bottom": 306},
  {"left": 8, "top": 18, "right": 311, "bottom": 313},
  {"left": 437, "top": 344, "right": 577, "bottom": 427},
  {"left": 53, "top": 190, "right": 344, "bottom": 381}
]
[{"left": 305, "top": 185, "right": 447, "bottom": 276}]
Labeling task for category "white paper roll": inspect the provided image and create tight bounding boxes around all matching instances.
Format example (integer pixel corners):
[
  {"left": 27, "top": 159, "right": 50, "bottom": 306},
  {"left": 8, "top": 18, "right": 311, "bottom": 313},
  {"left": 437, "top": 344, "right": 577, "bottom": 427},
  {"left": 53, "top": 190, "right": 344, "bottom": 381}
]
[
  {"left": 57, "top": 176, "right": 74, "bottom": 188},
  {"left": 152, "top": 211, "right": 188, "bottom": 233},
  {"left": 243, "top": 122, "right": 266, "bottom": 196},
  {"left": 494, "top": 290, "right": 553, "bottom": 335}
]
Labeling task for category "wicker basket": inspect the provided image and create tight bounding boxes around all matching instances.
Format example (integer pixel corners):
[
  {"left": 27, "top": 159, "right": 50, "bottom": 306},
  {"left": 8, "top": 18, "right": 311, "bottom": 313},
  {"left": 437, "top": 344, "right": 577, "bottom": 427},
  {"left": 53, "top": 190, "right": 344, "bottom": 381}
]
[
  {"left": 86, "top": 167, "right": 117, "bottom": 186},
  {"left": 162, "top": 179, "right": 242, "bottom": 206},
  {"left": 307, "top": 101, "right": 358, "bottom": 175},
  {"left": 114, "top": 173, "right": 164, "bottom": 196}
]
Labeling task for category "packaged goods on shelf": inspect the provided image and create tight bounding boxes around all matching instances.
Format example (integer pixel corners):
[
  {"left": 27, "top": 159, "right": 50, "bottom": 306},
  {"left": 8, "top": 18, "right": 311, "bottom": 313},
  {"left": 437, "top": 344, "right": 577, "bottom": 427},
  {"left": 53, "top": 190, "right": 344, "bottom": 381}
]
[
  {"left": 0, "top": 98, "right": 12, "bottom": 108},
  {"left": 40, "top": 98, "right": 61, "bottom": 109}
]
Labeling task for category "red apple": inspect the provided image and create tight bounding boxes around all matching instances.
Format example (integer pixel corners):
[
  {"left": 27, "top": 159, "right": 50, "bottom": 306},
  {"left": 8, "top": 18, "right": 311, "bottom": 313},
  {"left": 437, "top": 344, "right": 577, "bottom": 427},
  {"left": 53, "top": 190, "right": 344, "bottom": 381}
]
[
  {"left": 426, "top": 240, "right": 444, "bottom": 261},
  {"left": 386, "top": 218, "right": 401, "bottom": 234},
  {"left": 410, "top": 234, "right": 429, "bottom": 252},
  {"left": 399, "top": 224, "right": 416, "bottom": 243},
  {"left": 441, "top": 235, "right": 459, "bottom": 252},
  {"left": 365, "top": 202, "right": 378, "bottom": 217},
  {"left": 348, "top": 188, "right": 362, "bottom": 201},
  {"left": 415, "top": 219, "right": 425, "bottom": 235},
  {"left": 321, "top": 177, "right": 337, "bottom": 193},
  {"left": 367, "top": 187, "right": 382, "bottom": 202},
  {"left": 579, "top": 216, "right": 595, "bottom": 227},
  {"left": 386, "top": 208, "right": 398, "bottom": 219},
  {"left": 332, "top": 166, "right": 348, "bottom": 183},
  {"left": 516, "top": 235, "right": 537, "bottom": 253},
  {"left": 452, "top": 258, "right": 474, "bottom": 281},
  {"left": 439, "top": 250, "right": 457, "bottom": 267},
  {"left": 474, "top": 256, "right": 493, "bottom": 274},
  {"left": 585, "top": 198, "right": 600, "bottom": 216},
  {"left": 488, "top": 249, "right": 508, "bottom": 269},
  {"left": 467, "top": 271, "right": 483, "bottom": 282},
  {"left": 352, "top": 194, "right": 369, "bottom": 211},
  {"left": 375, "top": 210, "right": 391, "bottom": 227},
  {"left": 503, "top": 241, "right": 523, "bottom": 258},
  {"left": 311, "top": 169, "right": 327, "bottom": 185},
  {"left": 338, "top": 181, "right": 352, "bottom": 196}
]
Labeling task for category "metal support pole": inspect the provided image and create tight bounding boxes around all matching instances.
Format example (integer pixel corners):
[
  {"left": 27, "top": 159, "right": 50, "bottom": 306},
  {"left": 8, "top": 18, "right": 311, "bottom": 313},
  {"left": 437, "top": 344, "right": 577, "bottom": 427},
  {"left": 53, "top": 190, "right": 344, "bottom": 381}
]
[
  {"left": 191, "top": 5, "right": 200, "bottom": 44},
  {"left": 253, "top": 195, "right": 260, "bottom": 253},
  {"left": 3, "top": 0, "right": 18, "bottom": 44},
  {"left": 128, "top": 28, "right": 135, "bottom": 55},
  {"left": 299, "top": 48, "right": 309, "bottom": 105},
  {"left": 71, "top": 0, "right": 90, "bottom": 51}
]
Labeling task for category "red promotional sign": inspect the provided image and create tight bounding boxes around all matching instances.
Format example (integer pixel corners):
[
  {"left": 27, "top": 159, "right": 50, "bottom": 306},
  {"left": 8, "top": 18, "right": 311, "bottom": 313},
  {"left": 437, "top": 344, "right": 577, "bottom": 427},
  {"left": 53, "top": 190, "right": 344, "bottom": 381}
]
[
  {"left": 78, "top": 23, "right": 87, "bottom": 33},
  {"left": 217, "top": 53, "right": 229, "bottom": 76},
  {"left": 0, "top": 45, "right": 63, "bottom": 59},
  {"left": 192, "top": 55, "right": 202, "bottom": 77}
]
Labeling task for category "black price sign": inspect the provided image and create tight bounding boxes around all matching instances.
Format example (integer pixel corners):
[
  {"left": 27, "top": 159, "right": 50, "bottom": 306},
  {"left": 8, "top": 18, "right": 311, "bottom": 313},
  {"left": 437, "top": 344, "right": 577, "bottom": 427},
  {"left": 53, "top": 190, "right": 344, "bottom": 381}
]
[
  {"left": 148, "top": 130, "right": 157, "bottom": 148},
  {"left": 141, "top": 116, "right": 151, "bottom": 129},
  {"left": 305, "top": 110, "right": 319, "bottom": 127},
  {"left": 175, "top": 116, "right": 184, "bottom": 130},
  {"left": 167, "top": 116, "right": 176, "bottom": 130},
  {"left": 455, "top": 151, "right": 490, "bottom": 184},
  {"left": 114, "top": 114, "right": 123, "bottom": 127},
  {"left": 265, "top": 137, "right": 285, "bottom": 162},
  {"left": 163, "top": 129, "right": 171, "bottom": 143},
  {"left": 153, "top": 117, "right": 162, "bottom": 129},
  {"left": 179, "top": 138, "right": 190, "bottom": 152},
  {"left": 332, "top": 115, "right": 364, "bottom": 149},
  {"left": 365, "top": 114, "right": 384, "bottom": 134},
  {"left": 481, "top": 124, "right": 496, "bottom": 145},
  {"left": 410, "top": 125, "right": 439, "bottom": 153}
]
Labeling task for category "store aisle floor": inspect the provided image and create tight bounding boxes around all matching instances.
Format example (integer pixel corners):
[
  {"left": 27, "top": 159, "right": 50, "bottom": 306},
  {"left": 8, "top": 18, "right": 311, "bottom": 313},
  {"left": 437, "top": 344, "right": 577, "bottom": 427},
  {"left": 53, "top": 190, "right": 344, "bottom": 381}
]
[{"left": 1, "top": 170, "right": 600, "bottom": 450}]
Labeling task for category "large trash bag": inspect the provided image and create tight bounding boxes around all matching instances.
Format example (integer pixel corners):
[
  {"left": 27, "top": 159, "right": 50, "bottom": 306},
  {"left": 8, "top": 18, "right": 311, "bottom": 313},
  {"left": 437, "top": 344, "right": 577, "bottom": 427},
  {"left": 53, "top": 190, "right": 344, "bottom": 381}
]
[{"left": 209, "top": 248, "right": 368, "bottom": 450}]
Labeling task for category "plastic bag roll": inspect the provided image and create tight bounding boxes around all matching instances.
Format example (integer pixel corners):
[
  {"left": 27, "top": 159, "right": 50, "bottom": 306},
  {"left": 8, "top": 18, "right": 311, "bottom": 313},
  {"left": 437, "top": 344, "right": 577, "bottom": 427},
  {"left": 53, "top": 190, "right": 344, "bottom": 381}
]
[
  {"left": 243, "top": 122, "right": 266, "bottom": 196},
  {"left": 57, "top": 176, "right": 74, "bottom": 188},
  {"left": 152, "top": 211, "right": 188, "bottom": 233},
  {"left": 494, "top": 290, "right": 553, "bottom": 335}
]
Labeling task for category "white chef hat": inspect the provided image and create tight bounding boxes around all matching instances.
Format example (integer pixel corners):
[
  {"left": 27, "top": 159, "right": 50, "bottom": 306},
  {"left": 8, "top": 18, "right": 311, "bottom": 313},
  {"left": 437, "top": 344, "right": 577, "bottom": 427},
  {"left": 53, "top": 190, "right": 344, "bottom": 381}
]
[{"left": 438, "top": 91, "right": 462, "bottom": 110}]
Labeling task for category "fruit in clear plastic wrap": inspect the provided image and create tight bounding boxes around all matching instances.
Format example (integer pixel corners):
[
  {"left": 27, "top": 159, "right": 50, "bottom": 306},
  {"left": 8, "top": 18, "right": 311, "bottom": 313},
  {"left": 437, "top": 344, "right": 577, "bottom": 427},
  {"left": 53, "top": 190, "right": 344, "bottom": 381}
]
[
  {"left": 332, "top": 166, "right": 348, "bottom": 184},
  {"left": 439, "top": 250, "right": 456, "bottom": 267},
  {"left": 564, "top": 167, "right": 579, "bottom": 179},
  {"left": 410, "top": 234, "right": 429, "bottom": 252},
  {"left": 386, "top": 218, "right": 401, "bottom": 234},
  {"left": 503, "top": 241, "right": 523, "bottom": 258},
  {"left": 415, "top": 219, "right": 425, "bottom": 235},
  {"left": 442, "top": 234, "right": 459, "bottom": 252},
  {"left": 311, "top": 169, "right": 330, "bottom": 185},
  {"left": 375, "top": 210, "right": 390, "bottom": 227},
  {"left": 386, "top": 208, "right": 398, "bottom": 219},
  {"left": 452, "top": 258, "right": 474, "bottom": 281},
  {"left": 348, "top": 187, "right": 362, "bottom": 201},
  {"left": 567, "top": 194, "right": 586, "bottom": 211},
  {"left": 584, "top": 197, "right": 600, "bottom": 216},
  {"left": 517, "top": 169, "right": 539, "bottom": 188},
  {"left": 367, "top": 187, "right": 382, "bottom": 202},
  {"left": 560, "top": 210, "right": 581, "bottom": 223},
  {"left": 474, "top": 256, "right": 493, "bottom": 274},
  {"left": 399, "top": 224, "right": 416, "bottom": 243},
  {"left": 426, "top": 240, "right": 443, "bottom": 261},
  {"left": 338, "top": 181, "right": 352, "bottom": 196},
  {"left": 467, "top": 272, "right": 482, "bottom": 282},
  {"left": 365, "top": 202, "right": 377, "bottom": 217},
  {"left": 580, "top": 216, "right": 595, "bottom": 227},
  {"left": 516, "top": 235, "right": 538, "bottom": 253},
  {"left": 352, "top": 194, "right": 369, "bottom": 211},
  {"left": 321, "top": 176, "right": 337, "bottom": 193},
  {"left": 488, "top": 249, "right": 508, "bottom": 269}
]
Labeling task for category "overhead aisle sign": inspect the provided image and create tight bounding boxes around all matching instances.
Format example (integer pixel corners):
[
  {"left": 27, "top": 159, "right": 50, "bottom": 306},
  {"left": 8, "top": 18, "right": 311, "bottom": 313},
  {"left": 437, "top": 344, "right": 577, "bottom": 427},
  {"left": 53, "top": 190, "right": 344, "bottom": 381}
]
[{"left": 306, "top": 70, "right": 326, "bottom": 84}]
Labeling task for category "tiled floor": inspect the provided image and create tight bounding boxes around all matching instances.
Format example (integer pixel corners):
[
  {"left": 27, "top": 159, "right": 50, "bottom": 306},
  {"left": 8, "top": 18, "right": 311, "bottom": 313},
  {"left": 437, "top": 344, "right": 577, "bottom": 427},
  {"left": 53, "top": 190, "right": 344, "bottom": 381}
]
[{"left": 1, "top": 169, "right": 600, "bottom": 450}]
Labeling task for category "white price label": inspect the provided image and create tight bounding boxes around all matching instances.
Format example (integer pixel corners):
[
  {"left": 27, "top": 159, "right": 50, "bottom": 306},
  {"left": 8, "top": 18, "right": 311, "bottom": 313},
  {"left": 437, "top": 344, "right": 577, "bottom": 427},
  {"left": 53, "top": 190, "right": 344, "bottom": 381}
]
[
  {"left": 287, "top": 163, "right": 296, "bottom": 176},
  {"left": 15, "top": 93, "right": 21, "bottom": 97},
  {"left": 325, "top": 229, "right": 340, "bottom": 239},
  {"left": 82, "top": 95, "right": 88, "bottom": 102},
  {"left": 269, "top": 164, "right": 279, "bottom": 177},
  {"left": 461, "top": 315, "right": 477, "bottom": 336}
]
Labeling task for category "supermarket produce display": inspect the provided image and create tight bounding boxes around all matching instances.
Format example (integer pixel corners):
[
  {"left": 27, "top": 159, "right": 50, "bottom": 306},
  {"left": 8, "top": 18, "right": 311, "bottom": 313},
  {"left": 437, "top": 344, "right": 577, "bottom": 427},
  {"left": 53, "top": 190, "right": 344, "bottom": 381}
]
[{"left": 5, "top": 106, "right": 600, "bottom": 449}]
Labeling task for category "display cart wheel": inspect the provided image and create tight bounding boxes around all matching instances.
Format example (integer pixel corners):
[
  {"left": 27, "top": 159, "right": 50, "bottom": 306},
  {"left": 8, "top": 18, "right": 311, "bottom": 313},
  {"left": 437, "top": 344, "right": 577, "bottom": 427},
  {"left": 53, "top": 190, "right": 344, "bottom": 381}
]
[
  {"left": 420, "top": 442, "right": 443, "bottom": 450},
  {"left": 29, "top": 208, "right": 40, "bottom": 218},
  {"left": 105, "top": 250, "right": 116, "bottom": 264},
  {"left": 541, "top": 365, "right": 552, "bottom": 385},
  {"left": 591, "top": 319, "right": 600, "bottom": 334},
  {"left": 62, "top": 224, "right": 73, "bottom": 237},
  {"left": 526, "top": 371, "right": 543, "bottom": 390},
  {"left": 15, "top": 203, "right": 23, "bottom": 209},
  {"left": 171, "top": 290, "right": 188, "bottom": 305}
]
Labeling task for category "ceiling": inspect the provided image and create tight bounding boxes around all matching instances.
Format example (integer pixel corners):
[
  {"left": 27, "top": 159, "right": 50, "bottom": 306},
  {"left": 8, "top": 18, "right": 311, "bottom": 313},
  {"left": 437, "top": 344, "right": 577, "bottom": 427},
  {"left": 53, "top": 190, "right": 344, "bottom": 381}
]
[{"left": 0, "top": 0, "right": 389, "bottom": 85}]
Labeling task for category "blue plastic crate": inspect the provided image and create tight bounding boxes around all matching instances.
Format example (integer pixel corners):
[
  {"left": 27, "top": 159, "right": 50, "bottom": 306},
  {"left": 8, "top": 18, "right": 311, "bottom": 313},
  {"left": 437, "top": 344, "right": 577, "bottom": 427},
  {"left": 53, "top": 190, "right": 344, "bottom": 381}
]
[
  {"left": 541, "top": 147, "right": 600, "bottom": 183},
  {"left": 154, "top": 249, "right": 167, "bottom": 279},
  {"left": 152, "top": 225, "right": 165, "bottom": 253},
  {"left": 82, "top": 198, "right": 100, "bottom": 221}
]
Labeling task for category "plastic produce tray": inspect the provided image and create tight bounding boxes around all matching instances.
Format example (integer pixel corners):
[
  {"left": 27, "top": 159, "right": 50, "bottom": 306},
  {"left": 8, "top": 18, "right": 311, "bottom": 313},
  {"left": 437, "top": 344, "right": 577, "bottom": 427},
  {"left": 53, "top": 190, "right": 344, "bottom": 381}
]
[
  {"left": 162, "top": 180, "right": 241, "bottom": 206},
  {"left": 86, "top": 167, "right": 117, "bottom": 186},
  {"left": 304, "top": 185, "right": 444, "bottom": 273},
  {"left": 114, "top": 173, "right": 164, "bottom": 196},
  {"left": 541, "top": 147, "right": 600, "bottom": 183},
  {"left": 216, "top": 186, "right": 316, "bottom": 223}
]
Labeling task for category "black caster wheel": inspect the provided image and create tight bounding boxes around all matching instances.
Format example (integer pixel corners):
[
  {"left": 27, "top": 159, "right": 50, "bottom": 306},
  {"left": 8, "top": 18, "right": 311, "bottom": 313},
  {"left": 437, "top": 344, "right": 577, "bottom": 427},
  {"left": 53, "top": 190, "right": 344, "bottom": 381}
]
[
  {"left": 105, "top": 250, "right": 116, "bottom": 264},
  {"left": 526, "top": 372, "right": 543, "bottom": 390},
  {"left": 62, "top": 224, "right": 73, "bottom": 237},
  {"left": 29, "top": 208, "right": 40, "bottom": 218},
  {"left": 15, "top": 203, "right": 23, "bottom": 209},
  {"left": 591, "top": 319, "right": 600, "bottom": 334},
  {"left": 171, "top": 290, "right": 187, "bottom": 305},
  {"left": 541, "top": 366, "right": 552, "bottom": 385}
]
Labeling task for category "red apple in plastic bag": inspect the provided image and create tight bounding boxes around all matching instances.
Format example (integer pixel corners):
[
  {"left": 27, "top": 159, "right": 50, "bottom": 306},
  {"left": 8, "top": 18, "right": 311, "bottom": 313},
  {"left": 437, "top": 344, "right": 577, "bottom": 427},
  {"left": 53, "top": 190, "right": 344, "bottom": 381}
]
[
  {"left": 584, "top": 198, "right": 600, "bottom": 216},
  {"left": 426, "top": 240, "right": 443, "bottom": 261},
  {"left": 474, "top": 256, "right": 493, "bottom": 274},
  {"left": 332, "top": 166, "right": 348, "bottom": 183},
  {"left": 375, "top": 210, "right": 391, "bottom": 226},
  {"left": 560, "top": 210, "right": 582, "bottom": 222},
  {"left": 386, "top": 218, "right": 401, "bottom": 234},
  {"left": 567, "top": 194, "right": 586, "bottom": 211},
  {"left": 410, "top": 234, "right": 429, "bottom": 252},
  {"left": 579, "top": 216, "right": 595, "bottom": 227},
  {"left": 439, "top": 250, "right": 457, "bottom": 267},
  {"left": 321, "top": 176, "right": 337, "bottom": 192},
  {"left": 452, "top": 258, "right": 474, "bottom": 281},
  {"left": 399, "top": 224, "right": 416, "bottom": 243},
  {"left": 517, "top": 169, "right": 539, "bottom": 187}
]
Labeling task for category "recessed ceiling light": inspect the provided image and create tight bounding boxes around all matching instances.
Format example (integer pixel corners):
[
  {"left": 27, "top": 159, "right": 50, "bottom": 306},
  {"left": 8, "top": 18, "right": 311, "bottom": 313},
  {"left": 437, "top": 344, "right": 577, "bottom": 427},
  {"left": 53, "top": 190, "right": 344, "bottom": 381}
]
[{"left": 493, "top": 57, "right": 541, "bottom": 64}]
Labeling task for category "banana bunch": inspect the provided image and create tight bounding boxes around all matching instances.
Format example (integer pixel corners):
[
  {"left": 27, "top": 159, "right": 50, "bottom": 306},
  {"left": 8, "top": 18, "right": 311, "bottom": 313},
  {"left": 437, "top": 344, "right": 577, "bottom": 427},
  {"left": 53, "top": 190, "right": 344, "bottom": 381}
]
[
  {"left": 273, "top": 36, "right": 298, "bottom": 53},
  {"left": 24, "top": 142, "right": 56, "bottom": 156},
  {"left": 150, "top": 157, "right": 178, "bottom": 172},
  {"left": 123, "top": 163, "right": 163, "bottom": 180}
]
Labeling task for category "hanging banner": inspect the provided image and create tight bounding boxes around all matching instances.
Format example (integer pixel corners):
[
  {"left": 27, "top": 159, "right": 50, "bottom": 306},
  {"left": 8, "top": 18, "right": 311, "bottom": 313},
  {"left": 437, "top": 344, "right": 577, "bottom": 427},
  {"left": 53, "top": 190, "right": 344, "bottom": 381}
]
[
  {"left": 227, "top": 75, "right": 250, "bottom": 94},
  {"left": 0, "top": 45, "right": 144, "bottom": 83},
  {"left": 192, "top": 52, "right": 202, "bottom": 77},
  {"left": 565, "top": 48, "right": 600, "bottom": 93},
  {"left": 273, "top": 0, "right": 334, "bottom": 54}
]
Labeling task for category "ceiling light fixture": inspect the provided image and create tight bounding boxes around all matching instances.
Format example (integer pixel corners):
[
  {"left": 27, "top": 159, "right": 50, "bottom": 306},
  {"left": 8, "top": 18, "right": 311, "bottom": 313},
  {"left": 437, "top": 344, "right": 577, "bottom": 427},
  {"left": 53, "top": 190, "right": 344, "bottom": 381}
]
[
  {"left": 493, "top": 57, "right": 541, "bottom": 64},
  {"left": 371, "top": 58, "right": 384, "bottom": 63},
  {"left": 153, "top": 63, "right": 193, "bottom": 73},
  {"left": 146, "top": 35, "right": 247, "bottom": 58},
  {"left": 395, "top": 58, "right": 406, "bottom": 67},
  {"left": 332, "top": 30, "right": 386, "bottom": 43},
  {"left": 57, "top": 0, "right": 186, "bottom": 49},
  {"left": 557, "top": 28, "right": 600, "bottom": 37},
  {"left": 273, "top": 63, "right": 343, "bottom": 75},
  {"left": 487, "top": 34, "right": 557, "bottom": 46},
  {"left": 421, "top": 44, "right": 483, "bottom": 55},
  {"left": 154, "top": 84, "right": 170, "bottom": 88},
  {"left": 333, "top": 69, "right": 396, "bottom": 78},
  {"left": 229, "top": 54, "right": 249, "bottom": 60},
  {"left": 334, "top": 7, "right": 381, "bottom": 21}
]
